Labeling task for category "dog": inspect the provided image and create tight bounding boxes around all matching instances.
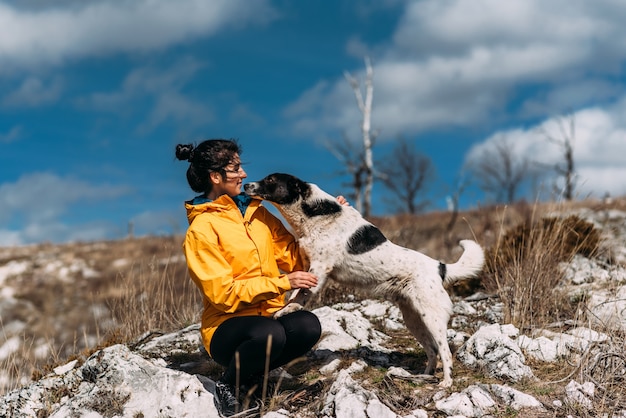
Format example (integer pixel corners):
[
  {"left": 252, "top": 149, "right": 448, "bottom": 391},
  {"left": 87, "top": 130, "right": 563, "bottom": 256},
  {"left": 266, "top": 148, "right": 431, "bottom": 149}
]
[{"left": 244, "top": 173, "right": 484, "bottom": 387}]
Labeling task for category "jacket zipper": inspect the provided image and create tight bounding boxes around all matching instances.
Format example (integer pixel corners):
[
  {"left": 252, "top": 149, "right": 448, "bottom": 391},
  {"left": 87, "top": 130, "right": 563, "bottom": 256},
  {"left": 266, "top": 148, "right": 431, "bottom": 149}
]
[{"left": 243, "top": 217, "right": 266, "bottom": 316}]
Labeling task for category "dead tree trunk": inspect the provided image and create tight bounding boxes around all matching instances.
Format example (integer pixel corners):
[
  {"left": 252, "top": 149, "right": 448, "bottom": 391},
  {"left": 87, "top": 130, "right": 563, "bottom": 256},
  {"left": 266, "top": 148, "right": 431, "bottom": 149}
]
[
  {"left": 324, "top": 134, "right": 367, "bottom": 213},
  {"left": 540, "top": 114, "right": 576, "bottom": 200},
  {"left": 344, "top": 57, "right": 375, "bottom": 217}
]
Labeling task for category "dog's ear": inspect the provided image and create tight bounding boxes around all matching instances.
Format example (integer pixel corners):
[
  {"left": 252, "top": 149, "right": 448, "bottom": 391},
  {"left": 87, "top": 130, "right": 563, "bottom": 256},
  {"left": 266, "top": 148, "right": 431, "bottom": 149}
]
[
  {"left": 294, "top": 177, "right": 312, "bottom": 200},
  {"left": 302, "top": 199, "right": 342, "bottom": 217},
  {"left": 284, "top": 175, "right": 310, "bottom": 200}
]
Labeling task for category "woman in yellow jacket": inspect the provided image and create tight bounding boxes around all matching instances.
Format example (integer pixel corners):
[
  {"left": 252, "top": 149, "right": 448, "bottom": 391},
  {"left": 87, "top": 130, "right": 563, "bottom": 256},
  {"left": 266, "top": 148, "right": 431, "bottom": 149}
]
[{"left": 176, "top": 139, "right": 329, "bottom": 416}]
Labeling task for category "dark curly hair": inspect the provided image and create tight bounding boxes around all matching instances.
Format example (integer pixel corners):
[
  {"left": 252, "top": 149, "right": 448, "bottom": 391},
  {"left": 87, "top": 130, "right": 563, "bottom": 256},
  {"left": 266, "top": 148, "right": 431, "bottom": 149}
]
[{"left": 175, "top": 139, "right": 242, "bottom": 194}]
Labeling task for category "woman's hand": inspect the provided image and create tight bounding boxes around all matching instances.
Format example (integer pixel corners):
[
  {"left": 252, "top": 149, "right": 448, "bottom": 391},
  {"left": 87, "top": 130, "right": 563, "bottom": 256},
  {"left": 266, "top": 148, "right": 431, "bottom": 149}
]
[
  {"left": 336, "top": 195, "right": 350, "bottom": 206},
  {"left": 287, "top": 271, "right": 318, "bottom": 289}
]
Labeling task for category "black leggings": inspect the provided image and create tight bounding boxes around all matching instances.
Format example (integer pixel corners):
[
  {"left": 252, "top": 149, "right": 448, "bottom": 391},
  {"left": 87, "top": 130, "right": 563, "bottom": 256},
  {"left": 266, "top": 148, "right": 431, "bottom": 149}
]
[{"left": 210, "top": 310, "right": 321, "bottom": 386}]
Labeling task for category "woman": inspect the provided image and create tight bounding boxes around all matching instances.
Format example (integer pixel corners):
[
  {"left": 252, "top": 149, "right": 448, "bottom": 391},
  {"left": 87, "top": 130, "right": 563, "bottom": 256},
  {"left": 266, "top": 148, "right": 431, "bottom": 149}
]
[{"left": 175, "top": 139, "right": 340, "bottom": 416}]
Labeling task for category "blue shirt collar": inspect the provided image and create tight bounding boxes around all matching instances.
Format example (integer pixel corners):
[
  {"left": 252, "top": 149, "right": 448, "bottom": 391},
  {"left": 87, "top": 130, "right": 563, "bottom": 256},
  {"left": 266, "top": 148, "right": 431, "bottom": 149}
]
[{"left": 190, "top": 193, "right": 253, "bottom": 216}]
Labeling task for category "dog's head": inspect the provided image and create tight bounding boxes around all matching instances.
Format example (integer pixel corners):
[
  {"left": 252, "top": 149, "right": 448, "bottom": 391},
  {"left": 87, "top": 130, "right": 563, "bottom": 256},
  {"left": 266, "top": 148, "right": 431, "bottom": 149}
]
[
  {"left": 244, "top": 173, "right": 311, "bottom": 205},
  {"left": 245, "top": 173, "right": 343, "bottom": 218}
]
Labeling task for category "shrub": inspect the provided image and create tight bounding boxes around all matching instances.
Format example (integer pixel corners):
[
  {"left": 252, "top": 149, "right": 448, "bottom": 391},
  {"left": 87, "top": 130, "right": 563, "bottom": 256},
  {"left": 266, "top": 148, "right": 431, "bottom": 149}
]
[{"left": 481, "top": 214, "right": 600, "bottom": 330}]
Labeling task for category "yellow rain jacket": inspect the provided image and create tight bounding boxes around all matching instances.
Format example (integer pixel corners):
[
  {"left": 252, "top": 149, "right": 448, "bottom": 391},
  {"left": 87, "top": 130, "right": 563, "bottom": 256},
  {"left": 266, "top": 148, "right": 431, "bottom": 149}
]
[{"left": 183, "top": 193, "right": 306, "bottom": 357}]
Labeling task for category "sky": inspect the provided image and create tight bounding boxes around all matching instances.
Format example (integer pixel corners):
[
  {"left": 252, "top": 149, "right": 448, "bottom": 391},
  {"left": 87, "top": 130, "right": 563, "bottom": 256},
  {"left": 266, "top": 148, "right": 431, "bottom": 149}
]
[{"left": 1, "top": 0, "right": 626, "bottom": 246}]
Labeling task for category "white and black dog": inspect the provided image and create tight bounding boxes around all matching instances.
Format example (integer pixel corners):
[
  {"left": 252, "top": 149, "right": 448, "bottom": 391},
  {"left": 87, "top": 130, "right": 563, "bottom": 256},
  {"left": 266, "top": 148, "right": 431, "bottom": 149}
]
[{"left": 244, "top": 173, "right": 484, "bottom": 387}]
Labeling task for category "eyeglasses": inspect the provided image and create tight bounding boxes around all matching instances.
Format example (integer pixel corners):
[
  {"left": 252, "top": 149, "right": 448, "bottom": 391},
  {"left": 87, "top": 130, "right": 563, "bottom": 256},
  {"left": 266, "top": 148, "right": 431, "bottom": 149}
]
[{"left": 223, "top": 163, "right": 245, "bottom": 176}]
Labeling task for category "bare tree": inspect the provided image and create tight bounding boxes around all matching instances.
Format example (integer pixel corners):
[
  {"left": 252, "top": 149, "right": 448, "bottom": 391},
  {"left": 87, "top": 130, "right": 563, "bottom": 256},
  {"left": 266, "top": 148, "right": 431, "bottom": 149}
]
[
  {"left": 468, "top": 135, "right": 530, "bottom": 203},
  {"left": 378, "top": 137, "right": 434, "bottom": 214},
  {"left": 325, "top": 133, "right": 368, "bottom": 213},
  {"left": 444, "top": 172, "right": 470, "bottom": 245},
  {"left": 537, "top": 114, "right": 576, "bottom": 200},
  {"left": 344, "top": 57, "right": 376, "bottom": 217}
]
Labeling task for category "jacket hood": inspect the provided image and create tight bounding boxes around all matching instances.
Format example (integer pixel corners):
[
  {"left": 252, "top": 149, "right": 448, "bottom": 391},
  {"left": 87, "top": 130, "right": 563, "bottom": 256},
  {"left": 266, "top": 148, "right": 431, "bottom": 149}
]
[{"left": 185, "top": 193, "right": 260, "bottom": 224}]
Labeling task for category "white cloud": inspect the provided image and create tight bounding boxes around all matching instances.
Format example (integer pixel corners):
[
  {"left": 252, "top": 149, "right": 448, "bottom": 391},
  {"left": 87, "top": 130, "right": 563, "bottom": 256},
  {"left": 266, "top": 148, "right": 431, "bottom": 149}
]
[
  {"left": 85, "top": 57, "right": 214, "bottom": 133},
  {"left": 138, "top": 90, "right": 214, "bottom": 135},
  {"left": 0, "top": 172, "right": 129, "bottom": 221},
  {"left": 0, "top": 0, "right": 277, "bottom": 72},
  {"left": 2, "top": 76, "right": 63, "bottom": 107},
  {"left": 130, "top": 210, "right": 185, "bottom": 237},
  {"left": 465, "top": 102, "right": 626, "bottom": 199},
  {"left": 0, "top": 172, "right": 131, "bottom": 244},
  {"left": 284, "top": 0, "right": 626, "bottom": 139}
]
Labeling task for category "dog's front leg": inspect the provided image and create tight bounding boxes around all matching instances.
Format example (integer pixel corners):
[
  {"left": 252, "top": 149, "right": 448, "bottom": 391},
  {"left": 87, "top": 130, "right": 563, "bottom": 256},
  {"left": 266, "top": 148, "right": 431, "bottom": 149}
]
[
  {"left": 273, "top": 287, "right": 310, "bottom": 319},
  {"left": 273, "top": 262, "right": 330, "bottom": 319}
]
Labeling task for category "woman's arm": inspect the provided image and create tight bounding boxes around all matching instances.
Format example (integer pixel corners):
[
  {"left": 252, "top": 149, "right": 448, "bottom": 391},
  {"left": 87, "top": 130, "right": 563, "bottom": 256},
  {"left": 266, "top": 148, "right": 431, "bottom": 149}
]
[{"left": 184, "top": 228, "right": 291, "bottom": 314}]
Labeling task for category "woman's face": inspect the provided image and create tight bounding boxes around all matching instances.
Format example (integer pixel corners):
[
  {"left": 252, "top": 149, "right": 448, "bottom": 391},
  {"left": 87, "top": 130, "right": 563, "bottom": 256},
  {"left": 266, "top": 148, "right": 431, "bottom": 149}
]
[{"left": 216, "top": 153, "right": 247, "bottom": 197}]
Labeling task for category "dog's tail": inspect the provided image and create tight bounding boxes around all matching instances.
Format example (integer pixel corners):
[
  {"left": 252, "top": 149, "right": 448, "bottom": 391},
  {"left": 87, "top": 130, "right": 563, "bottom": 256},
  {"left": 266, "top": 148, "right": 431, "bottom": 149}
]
[{"left": 440, "top": 240, "right": 485, "bottom": 286}]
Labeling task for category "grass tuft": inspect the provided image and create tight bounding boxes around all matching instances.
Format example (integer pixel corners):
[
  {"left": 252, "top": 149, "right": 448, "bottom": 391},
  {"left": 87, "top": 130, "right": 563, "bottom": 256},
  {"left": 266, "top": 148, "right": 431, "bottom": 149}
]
[{"left": 481, "top": 213, "right": 600, "bottom": 330}]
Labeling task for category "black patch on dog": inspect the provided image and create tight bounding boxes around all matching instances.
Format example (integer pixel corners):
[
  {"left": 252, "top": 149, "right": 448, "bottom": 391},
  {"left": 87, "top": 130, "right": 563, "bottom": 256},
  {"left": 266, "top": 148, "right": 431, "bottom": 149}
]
[
  {"left": 302, "top": 199, "right": 343, "bottom": 217},
  {"left": 439, "top": 262, "right": 446, "bottom": 280},
  {"left": 347, "top": 225, "right": 387, "bottom": 255}
]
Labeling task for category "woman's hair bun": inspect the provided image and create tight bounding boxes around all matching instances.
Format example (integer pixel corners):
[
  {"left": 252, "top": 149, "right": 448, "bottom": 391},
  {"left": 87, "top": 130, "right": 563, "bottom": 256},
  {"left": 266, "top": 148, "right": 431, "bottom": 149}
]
[{"left": 175, "top": 143, "right": 195, "bottom": 162}]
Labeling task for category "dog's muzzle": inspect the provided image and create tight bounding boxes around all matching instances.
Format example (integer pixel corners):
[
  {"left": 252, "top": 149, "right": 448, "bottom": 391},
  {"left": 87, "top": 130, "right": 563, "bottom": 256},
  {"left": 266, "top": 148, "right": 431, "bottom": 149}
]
[{"left": 244, "top": 183, "right": 259, "bottom": 196}]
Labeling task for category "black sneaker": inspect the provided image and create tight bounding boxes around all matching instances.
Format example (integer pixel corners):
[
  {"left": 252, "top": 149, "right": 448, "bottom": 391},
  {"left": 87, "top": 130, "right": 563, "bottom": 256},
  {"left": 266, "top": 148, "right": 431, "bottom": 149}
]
[
  {"left": 214, "top": 379, "right": 240, "bottom": 417},
  {"left": 241, "top": 375, "right": 276, "bottom": 401}
]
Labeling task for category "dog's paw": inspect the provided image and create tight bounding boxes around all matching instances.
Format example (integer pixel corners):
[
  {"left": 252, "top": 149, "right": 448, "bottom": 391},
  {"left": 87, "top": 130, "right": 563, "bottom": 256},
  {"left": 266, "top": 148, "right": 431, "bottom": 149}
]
[
  {"left": 438, "top": 378, "right": 453, "bottom": 388},
  {"left": 273, "top": 303, "right": 304, "bottom": 319}
]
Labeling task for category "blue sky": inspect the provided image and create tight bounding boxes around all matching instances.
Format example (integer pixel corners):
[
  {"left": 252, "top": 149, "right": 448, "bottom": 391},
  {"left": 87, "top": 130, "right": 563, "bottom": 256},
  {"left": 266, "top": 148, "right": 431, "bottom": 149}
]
[{"left": 1, "top": 0, "right": 626, "bottom": 245}]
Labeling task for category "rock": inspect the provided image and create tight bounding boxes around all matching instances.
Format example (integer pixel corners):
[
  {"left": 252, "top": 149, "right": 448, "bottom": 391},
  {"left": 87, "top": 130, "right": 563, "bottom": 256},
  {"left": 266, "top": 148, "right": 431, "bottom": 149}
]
[
  {"left": 321, "top": 369, "right": 398, "bottom": 418},
  {"left": 435, "top": 385, "right": 495, "bottom": 417},
  {"left": 447, "top": 329, "right": 470, "bottom": 350},
  {"left": 488, "top": 384, "right": 545, "bottom": 410},
  {"left": 533, "top": 329, "right": 593, "bottom": 355},
  {"left": 564, "top": 380, "right": 595, "bottom": 410},
  {"left": 453, "top": 300, "right": 478, "bottom": 315},
  {"left": 587, "top": 285, "right": 626, "bottom": 331},
  {"left": 357, "top": 300, "right": 406, "bottom": 331},
  {"left": 464, "top": 292, "right": 495, "bottom": 302},
  {"left": 0, "top": 344, "right": 218, "bottom": 418},
  {"left": 313, "top": 306, "right": 390, "bottom": 352},
  {"left": 435, "top": 384, "right": 545, "bottom": 417},
  {"left": 385, "top": 367, "right": 437, "bottom": 384},
  {"left": 562, "top": 255, "right": 610, "bottom": 284},
  {"left": 319, "top": 358, "right": 343, "bottom": 375},
  {"left": 456, "top": 324, "right": 535, "bottom": 382},
  {"left": 264, "top": 409, "right": 291, "bottom": 417},
  {"left": 567, "top": 326, "right": 609, "bottom": 343},
  {"left": 517, "top": 335, "right": 560, "bottom": 362},
  {"left": 405, "top": 409, "right": 429, "bottom": 418}
]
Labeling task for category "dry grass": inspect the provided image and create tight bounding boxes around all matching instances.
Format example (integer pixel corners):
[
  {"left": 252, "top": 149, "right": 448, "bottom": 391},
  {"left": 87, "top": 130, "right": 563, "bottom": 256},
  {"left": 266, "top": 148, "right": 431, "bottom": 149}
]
[
  {"left": 106, "top": 252, "right": 201, "bottom": 342},
  {"left": 481, "top": 211, "right": 600, "bottom": 330}
]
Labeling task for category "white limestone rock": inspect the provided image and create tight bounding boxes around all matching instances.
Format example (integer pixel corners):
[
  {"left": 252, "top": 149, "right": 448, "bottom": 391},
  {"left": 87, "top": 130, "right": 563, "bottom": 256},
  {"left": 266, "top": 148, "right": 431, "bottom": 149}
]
[{"left": 457, "top": 324, "right": 535, "bottom": 382}]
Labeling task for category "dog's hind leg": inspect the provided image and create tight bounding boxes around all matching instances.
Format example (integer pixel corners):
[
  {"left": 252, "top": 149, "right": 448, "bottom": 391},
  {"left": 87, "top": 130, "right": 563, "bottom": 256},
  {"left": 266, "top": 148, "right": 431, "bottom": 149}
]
[
  {"left": 398, "top": 302, "right": 437, "bottom": 372},
  {"left": 398, "top": 299, "right": 454, "bottom": 388},
  {"left": 430, "top": 327, "right": 454, "bottom": 388}
]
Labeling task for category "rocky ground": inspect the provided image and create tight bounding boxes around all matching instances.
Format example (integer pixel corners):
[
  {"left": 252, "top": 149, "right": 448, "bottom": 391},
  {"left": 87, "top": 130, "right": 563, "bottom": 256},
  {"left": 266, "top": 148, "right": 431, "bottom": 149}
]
[{"left": 1, "top": 203, "right": 626, "bottom": 417}]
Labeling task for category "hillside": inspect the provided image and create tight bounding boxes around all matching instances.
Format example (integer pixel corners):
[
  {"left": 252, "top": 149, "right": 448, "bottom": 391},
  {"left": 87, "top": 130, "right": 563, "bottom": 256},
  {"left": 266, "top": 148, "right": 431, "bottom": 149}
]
[{"left": 1, "top": 197, "right": 626, "bottom": 417}]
